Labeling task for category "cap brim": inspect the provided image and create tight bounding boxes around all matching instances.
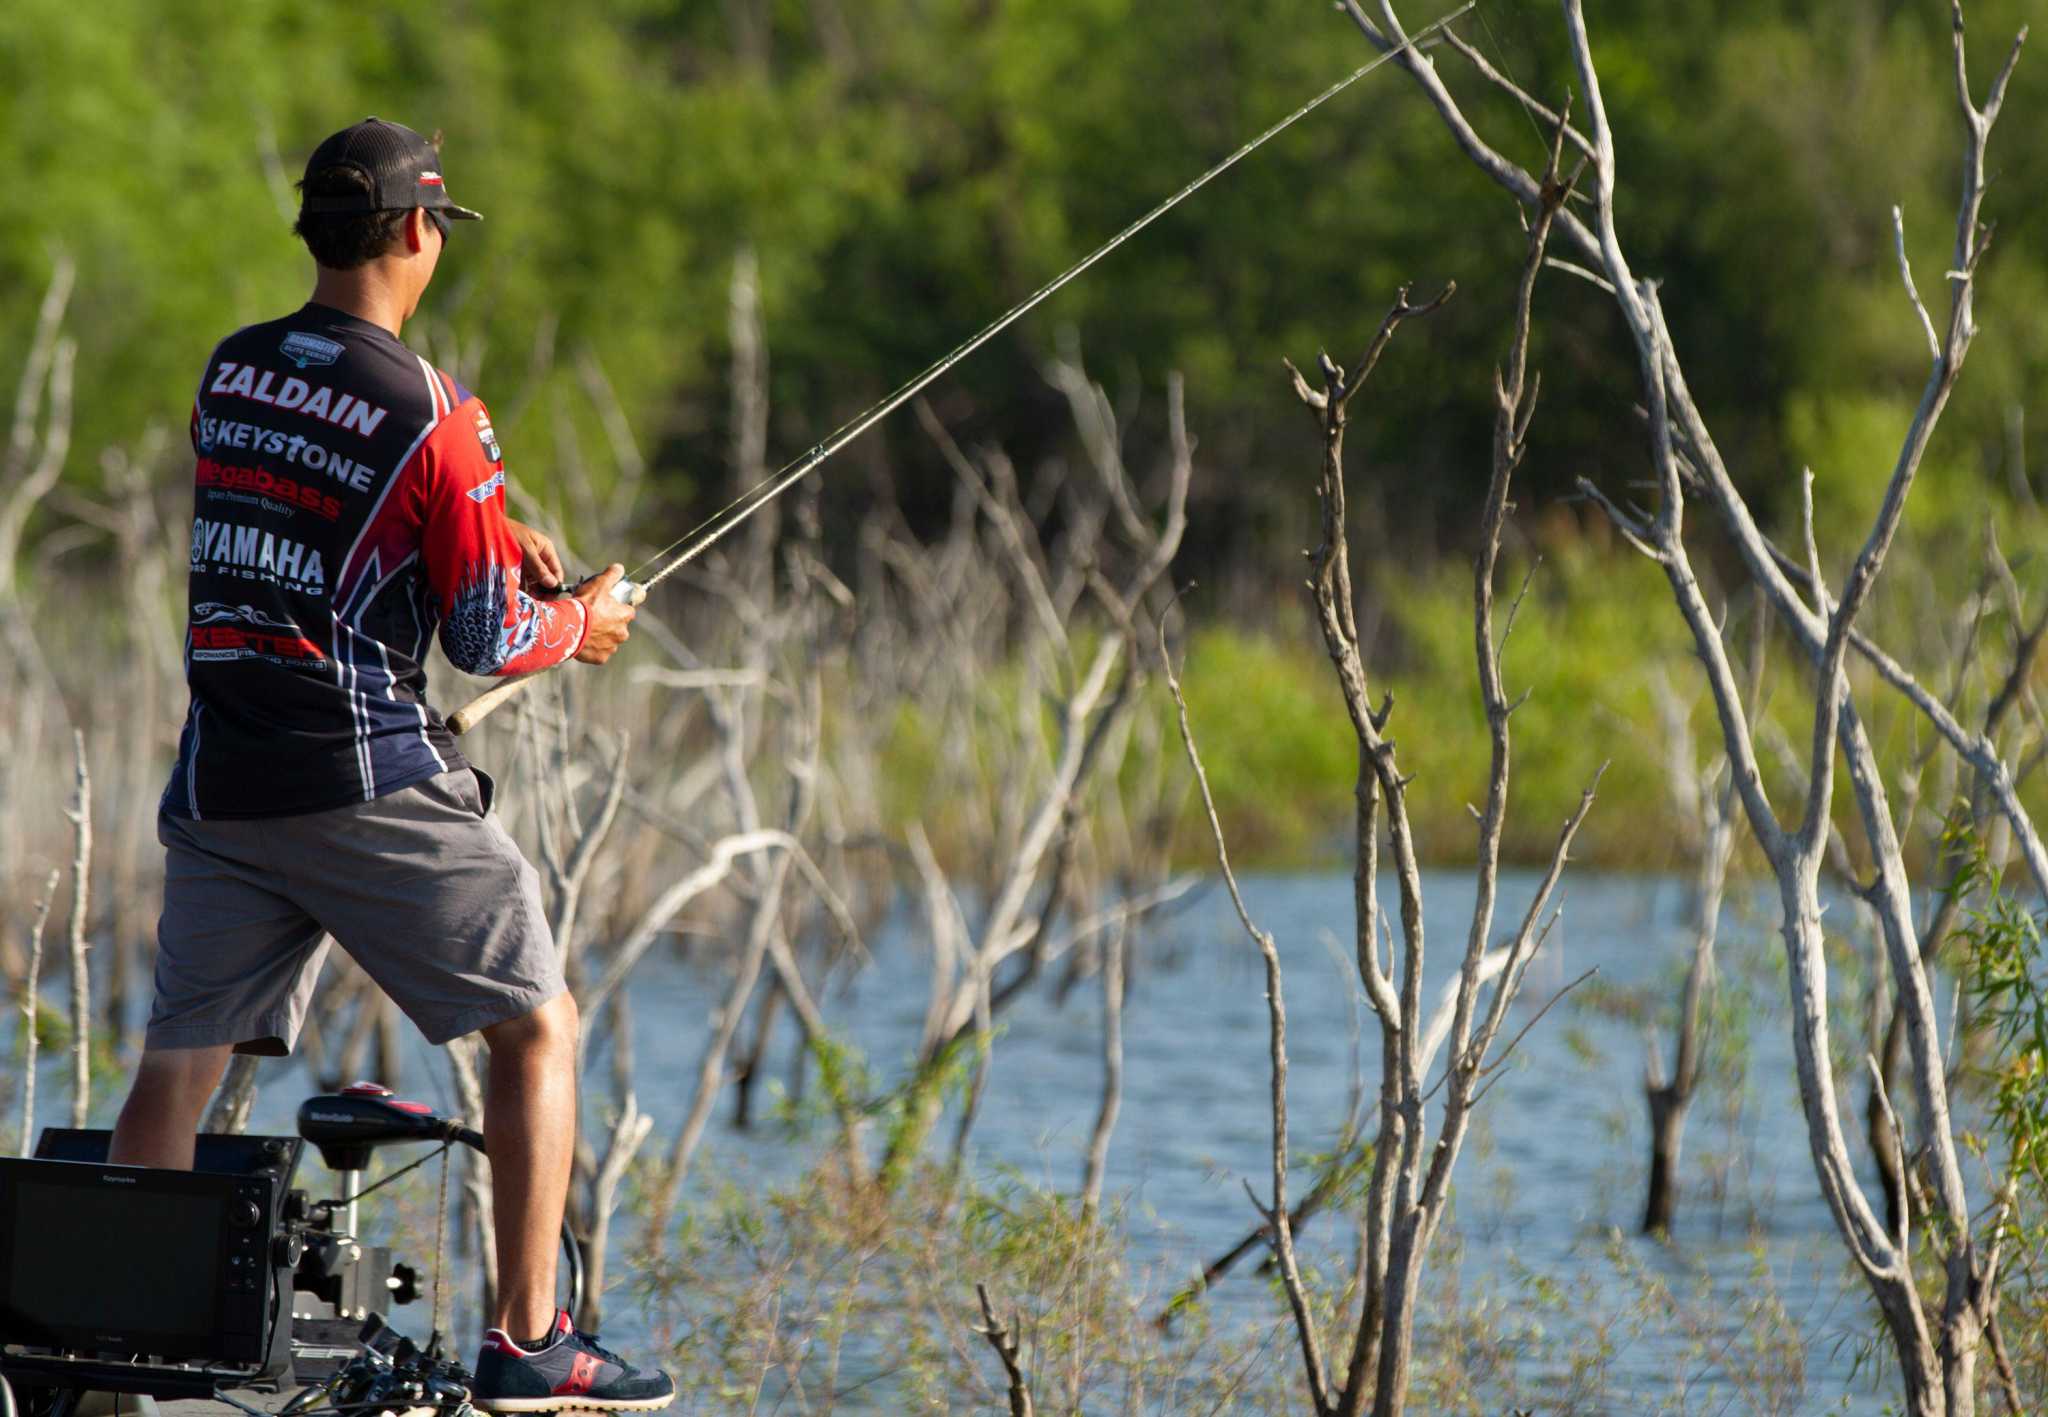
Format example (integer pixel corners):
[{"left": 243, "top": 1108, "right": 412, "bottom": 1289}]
[{"left": 444, "top": 203, "right": 483, "bottom": 221}]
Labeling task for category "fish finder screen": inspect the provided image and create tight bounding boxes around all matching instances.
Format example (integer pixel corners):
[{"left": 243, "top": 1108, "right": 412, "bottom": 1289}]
[{"left": 4, "top": 1181, "right": 224, "bottom": 1340}]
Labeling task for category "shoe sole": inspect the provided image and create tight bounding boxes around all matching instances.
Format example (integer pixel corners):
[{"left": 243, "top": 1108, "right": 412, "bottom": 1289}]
[{"left": 472, "top": 1397, "right": 676, "bottom": 1414}]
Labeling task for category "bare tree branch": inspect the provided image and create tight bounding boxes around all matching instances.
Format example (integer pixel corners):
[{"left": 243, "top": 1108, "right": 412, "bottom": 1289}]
[
  {"left": 1159, "top": 617, "right": 1330, "bottom": 1413},
  {"left": 973, "top": 1283, "right": 1036, "bottom": 1417},
  {"left": 18, "top": 868, "right": 59, "bottom": 1156},
  {"left": 65, "top": 730, "right": 91, "bottom": 1129}
]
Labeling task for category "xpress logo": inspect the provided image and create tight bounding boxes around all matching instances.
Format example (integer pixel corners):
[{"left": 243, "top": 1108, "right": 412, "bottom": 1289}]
[
  {"left": 467, "top": 470, "right": 506, "bottom": 504},
  {"left": 280, "top": 331, "right": 345, "bottom": 369},
  {"left": 189, "top": 603, "right": 326, "bottom": 667}
]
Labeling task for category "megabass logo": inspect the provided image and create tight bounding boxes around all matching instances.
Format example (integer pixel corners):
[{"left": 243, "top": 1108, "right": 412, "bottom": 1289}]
[
  {"left": 208, "top": 362, "right": 387, "bottom": 438},
  {"left": 197, "top": 459, "right": 343, "bottom": 521}
]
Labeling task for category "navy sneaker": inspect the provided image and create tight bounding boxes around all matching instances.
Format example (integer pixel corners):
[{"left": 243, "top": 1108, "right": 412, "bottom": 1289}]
[{"left": 472, "top": 1310, "right": 676, "bottom": 1412}]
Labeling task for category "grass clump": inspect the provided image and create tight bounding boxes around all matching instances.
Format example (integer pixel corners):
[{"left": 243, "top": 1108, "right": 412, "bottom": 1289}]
[{"left": 630, "top": 1158, "right": 1304, "bottom": 1413}]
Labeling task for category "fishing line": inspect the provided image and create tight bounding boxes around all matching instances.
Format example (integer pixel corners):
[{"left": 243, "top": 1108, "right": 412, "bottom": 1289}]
[
  {"left": 1472, "top": 0, "right": 1550, "bottom": 153},
  {"left": 623, "top": 0, "right": 1478, "bottom": 595},
  {"left": 450, "top": 0, "right": 1483, "bottom": 732}
]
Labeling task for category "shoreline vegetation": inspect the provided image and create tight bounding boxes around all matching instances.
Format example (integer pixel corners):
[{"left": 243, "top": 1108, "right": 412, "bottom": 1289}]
[
  {"left": 891, "top": 531, "right": 2048, "bottom": 876},
  {"left": 10, "top": 509, "right": 2044, "bottom": 893}
]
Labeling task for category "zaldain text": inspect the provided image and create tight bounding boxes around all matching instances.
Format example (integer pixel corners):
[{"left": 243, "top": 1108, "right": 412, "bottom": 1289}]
[{"left": 208, "top": 363, "right": 389, "bottom": 439}]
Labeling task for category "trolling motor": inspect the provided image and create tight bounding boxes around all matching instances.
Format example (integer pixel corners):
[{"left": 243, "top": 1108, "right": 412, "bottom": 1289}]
[
  {"left": 0, "top": 1081, "right": 580, "bottom": 1417},
  {"left": 288, "top": 1083, "right": 469, "bottom": 1344},
  {"left": 292, "top": 1084, "right": 582, "bottom": 1353}
]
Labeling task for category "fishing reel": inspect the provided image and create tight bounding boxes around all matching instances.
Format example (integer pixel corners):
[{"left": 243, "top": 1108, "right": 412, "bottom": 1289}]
[{"left": 534, "top": 572, "right": 645, "bottom": 606}]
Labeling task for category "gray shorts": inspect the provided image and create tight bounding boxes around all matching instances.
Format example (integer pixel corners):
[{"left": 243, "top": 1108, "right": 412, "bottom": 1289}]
[{"left": 149, "top": 769, "right": 564, "bottom": 1055}]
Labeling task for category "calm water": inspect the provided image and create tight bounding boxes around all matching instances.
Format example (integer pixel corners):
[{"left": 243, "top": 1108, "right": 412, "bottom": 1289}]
[{"left": 69, "top": 868, "right": 1933, "bottom": 1412}]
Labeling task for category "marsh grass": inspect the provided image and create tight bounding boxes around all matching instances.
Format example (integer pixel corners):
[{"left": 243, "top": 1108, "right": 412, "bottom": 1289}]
[
  {"left": 629, "top": 1158, "right": 1301, "bottom": 1413},
  {"left": 564, "top": 1136, "right": 1913, "bottom": 1414}
]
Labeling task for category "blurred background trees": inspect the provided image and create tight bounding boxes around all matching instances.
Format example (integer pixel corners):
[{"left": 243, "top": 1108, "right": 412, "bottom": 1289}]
[
  {"left": 1, "top": 0, "right": 2043, "bottom": 872},
  {"left": 5, "top": 0, "right": 2041, "bottom": 575}
]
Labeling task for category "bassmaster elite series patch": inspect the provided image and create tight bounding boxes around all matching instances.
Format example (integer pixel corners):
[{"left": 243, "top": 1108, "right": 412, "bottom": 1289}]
[
  {"left": 474, "top": 408, "right": 501, "bottom": 462},
  {"left": 280, "top": 331, "right": 345, "bottom": 369}
]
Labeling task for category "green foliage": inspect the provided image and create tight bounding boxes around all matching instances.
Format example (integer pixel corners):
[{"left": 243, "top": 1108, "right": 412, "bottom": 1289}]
[
  {"left": 1946, "top": 815, "right": 2048, "bottom": 1394},
  {"left": 848, "top": 497, "right": 2048, "bottom": 871},
  {"left": 1951, "top": 817, "right": 2048, "bottom": 1198},
  {"left": 2, "top": 0, "right": 2041, "bottom": 573},
  {"left": 1167, "top": 624, "right": 1357, "bottom": 861},
  {"left": 12, "top": 990, "right": 75, "bottom": 1058},
  {"left": 1145, "top": 542, "right": 1706, "bottom": 868}
]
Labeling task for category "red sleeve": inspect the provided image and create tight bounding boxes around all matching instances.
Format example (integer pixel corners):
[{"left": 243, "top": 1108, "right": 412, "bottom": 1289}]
[{"left": 413, "top": 395, "right": 587, "bottom": 677}]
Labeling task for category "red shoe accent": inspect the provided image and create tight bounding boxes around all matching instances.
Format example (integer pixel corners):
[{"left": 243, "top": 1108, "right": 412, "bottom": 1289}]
[{"left": 554, "top": 1352, "right": 602, "bottom": 1396}]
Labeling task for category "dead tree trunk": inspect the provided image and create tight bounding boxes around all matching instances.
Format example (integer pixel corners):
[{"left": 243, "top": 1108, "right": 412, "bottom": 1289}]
[
  {"left": 1866, "top": 557, "right": 2044, "bottom": 1235},
  {"left": 1359, "top": 3, "right": 2029, "bottom": 1408},
  {"left": 731, "top": 974, "right": 785, "bottom": 1130},
  {"left": 1167, "top": 120, "right": 1596, "bottom": 1417},
  {"left": 62, "top": 432, "right": 174, "bottom": 1052},
  {"left": 205, "top": 1055, "right": 263, "bottom": 1134},
  {"left": 18, "top": 869, "right": 60, "bottom": 1155},
  {"left": 1641, "top": 658, "right": 1747, "bottom": 1235},
  {"left": 880, "top": 361, "right": 1188, "bottom": 1187},
  {"left": 446, "top": 1035, "right": 498, "bottom": 1320},
  {"left": 65, "top": 731, "right": 92, "bottom": 1128},
  {"left": 0, "top": 258, "right": 75, "bottom": 921},
  {"left": 1079, "top": 919, "right": 1125, "bottom": 1218}
]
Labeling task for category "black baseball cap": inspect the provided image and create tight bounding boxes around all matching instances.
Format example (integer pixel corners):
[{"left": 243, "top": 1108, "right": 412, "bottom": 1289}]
[{"left": 299, "top": 117, "right": 482, "bottom": 222}]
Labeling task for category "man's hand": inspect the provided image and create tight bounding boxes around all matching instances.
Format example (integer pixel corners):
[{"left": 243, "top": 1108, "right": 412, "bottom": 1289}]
[
  {"left": 506, "top": 519, "right": 565, "bottom": 592},
  {"left": 573, "top": 564, "right": 636, "bottom": 664}
]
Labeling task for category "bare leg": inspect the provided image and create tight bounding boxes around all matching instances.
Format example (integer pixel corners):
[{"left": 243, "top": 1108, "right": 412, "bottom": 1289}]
[
  {"left": 107, "top": 1045, "right": 233, "bottom": 1168},
  {"left": 480, "top": 990, "right": 579, "bottom": 1339}
]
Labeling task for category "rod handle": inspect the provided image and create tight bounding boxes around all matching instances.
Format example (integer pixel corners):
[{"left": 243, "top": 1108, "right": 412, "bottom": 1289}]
[
  {"left": 446, "top": 577, "right": 645, "bottom": 735},
  {"left": 448, "top": 675, "right": 533, "bottom": 735}
]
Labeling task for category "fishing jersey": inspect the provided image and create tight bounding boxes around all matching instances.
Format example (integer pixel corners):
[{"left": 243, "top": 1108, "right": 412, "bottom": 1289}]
[{"left": 163, "top": 303, "right": 586, "bottom": 819}]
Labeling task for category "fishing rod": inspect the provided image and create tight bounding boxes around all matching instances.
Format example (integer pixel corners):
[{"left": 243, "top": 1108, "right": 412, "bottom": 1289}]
[{"left": 448, "top": 1, "right": 1474, "bottom": 734}]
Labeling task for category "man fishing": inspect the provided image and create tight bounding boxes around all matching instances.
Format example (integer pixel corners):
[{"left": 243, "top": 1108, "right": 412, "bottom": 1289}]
[{"left": 106, "top": 117, "right": 673, "bottom": 1412}]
